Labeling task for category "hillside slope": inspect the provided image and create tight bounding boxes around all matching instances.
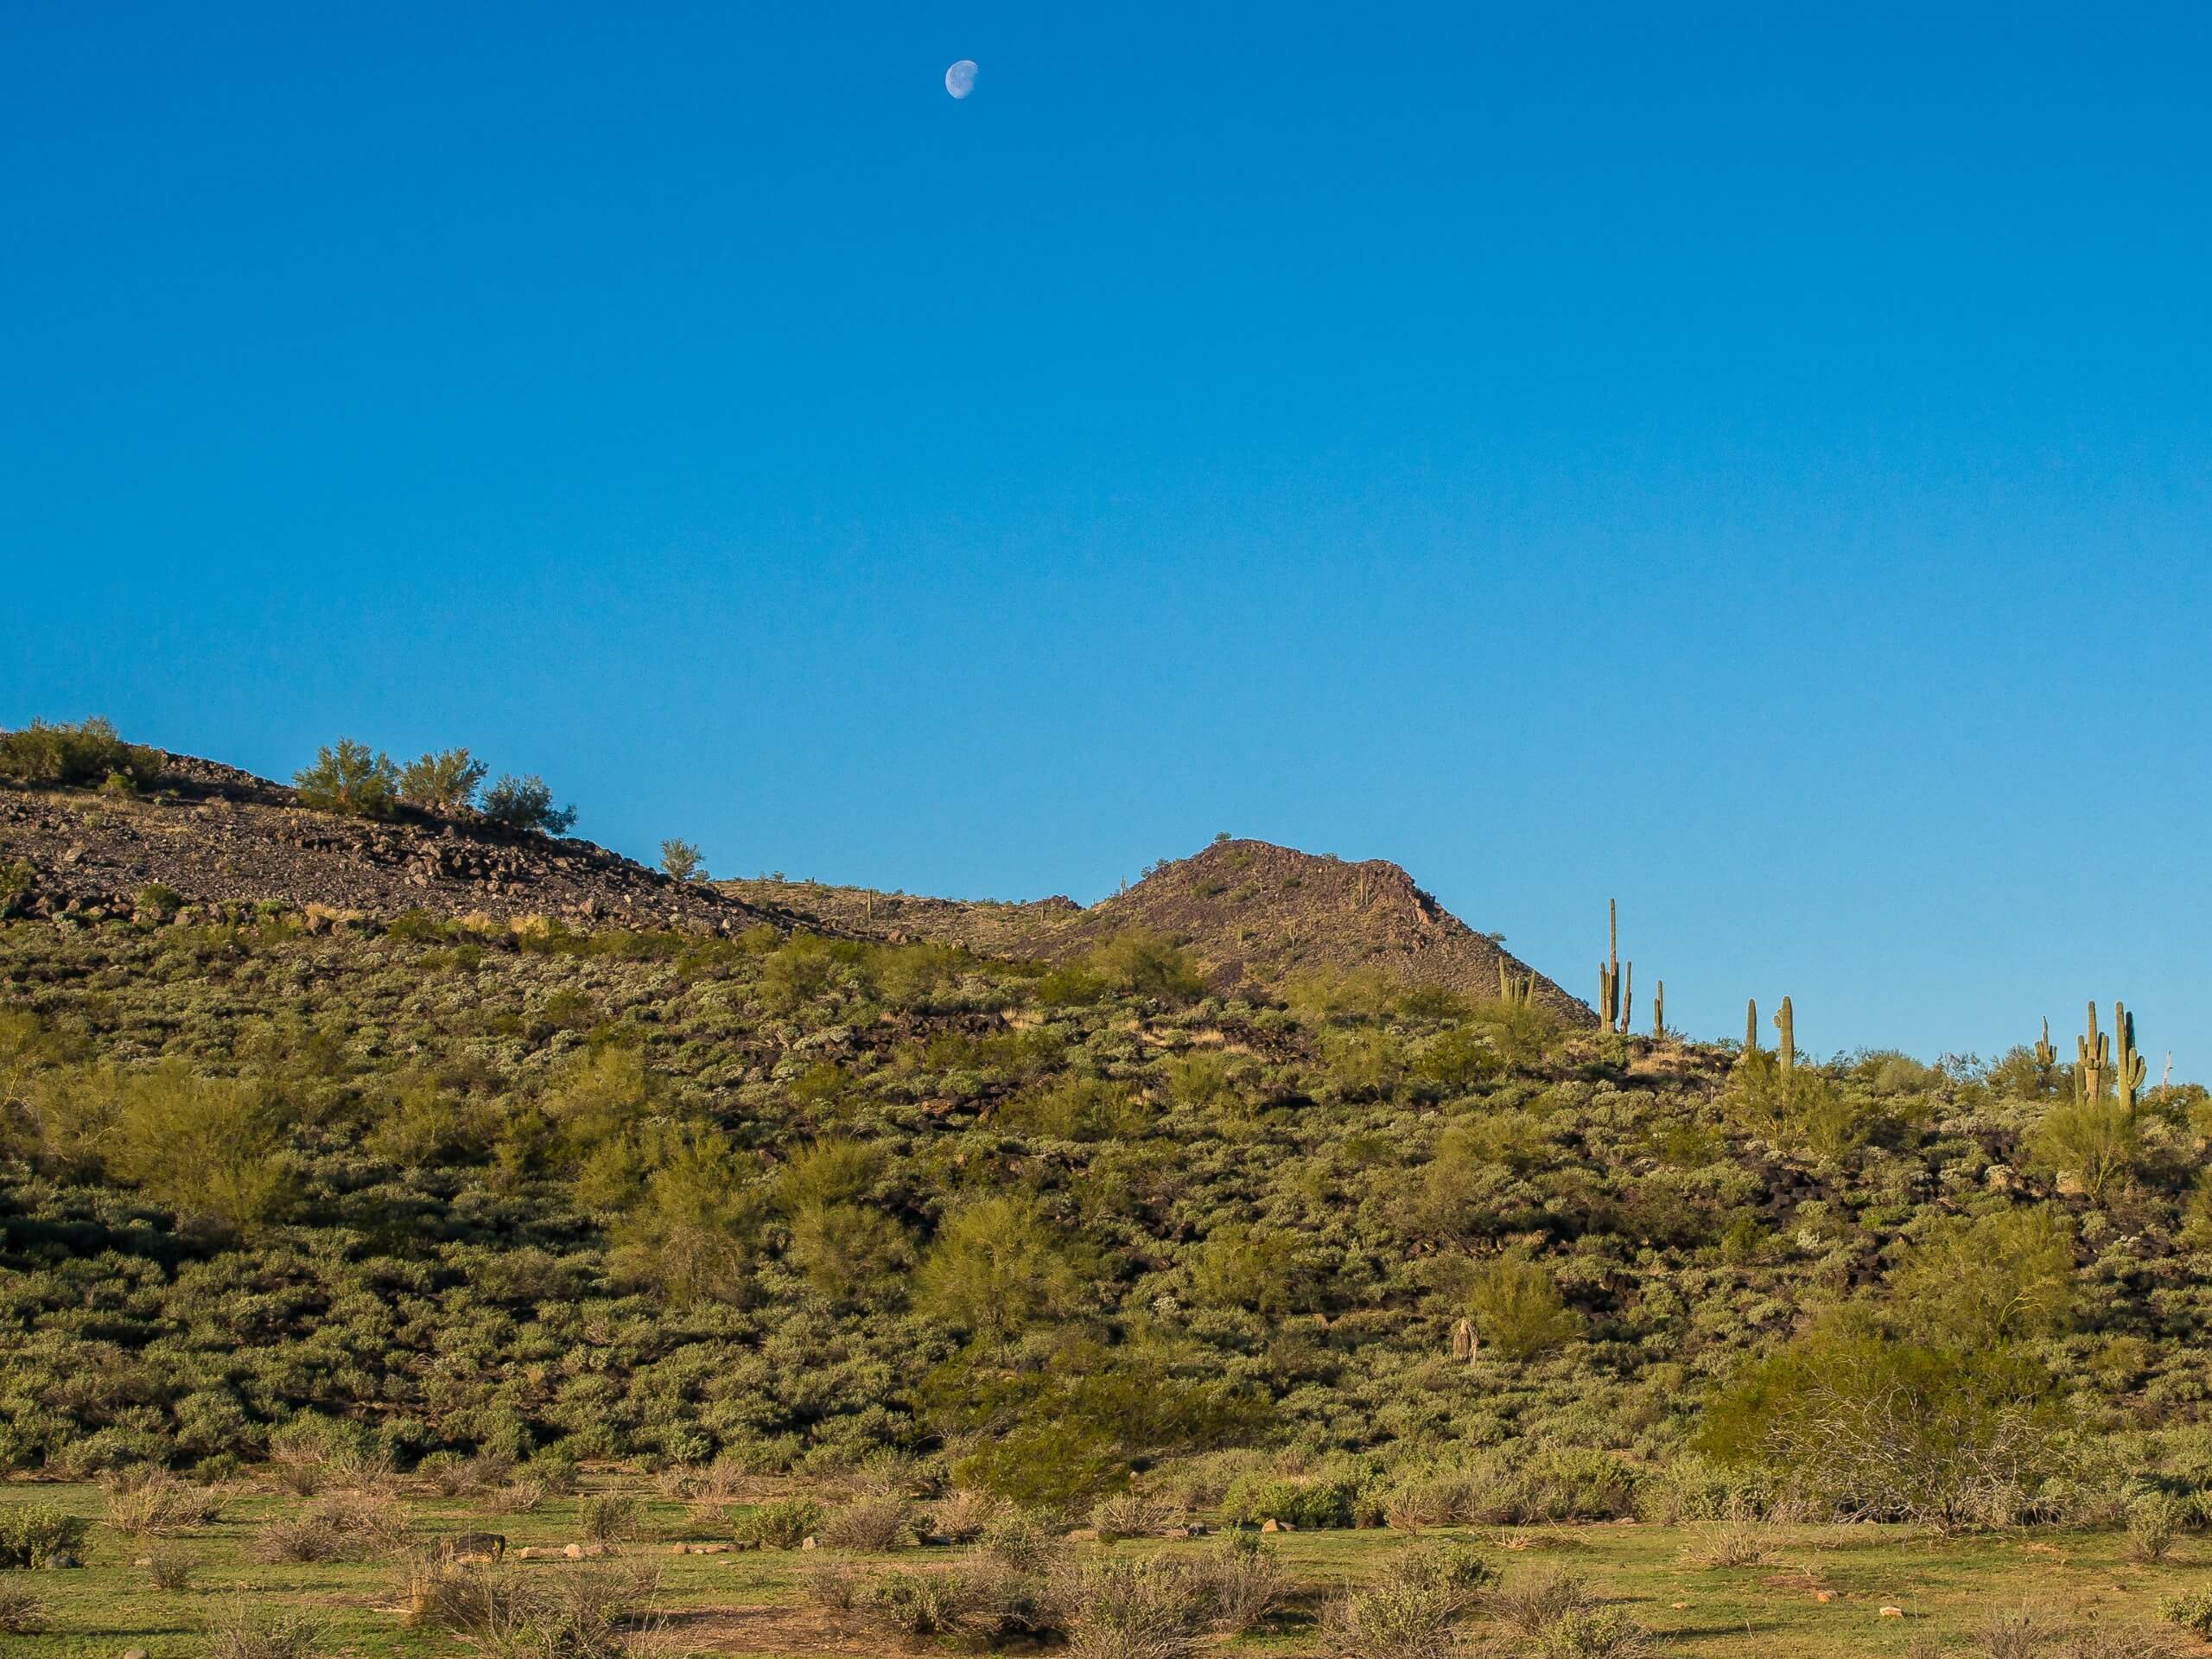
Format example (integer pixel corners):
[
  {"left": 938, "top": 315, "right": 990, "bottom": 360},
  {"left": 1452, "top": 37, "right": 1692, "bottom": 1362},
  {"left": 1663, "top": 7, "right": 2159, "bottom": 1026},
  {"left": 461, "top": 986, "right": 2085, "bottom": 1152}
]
[
  {"left": 0, "top": 750, "right": 804, "bottom": 937},
  {"left": 0, "top": 905, "right": 2196, "bottom": 1505},
  {"left": 724, "top": 838, "right": 1593, "bottom": 1022}
]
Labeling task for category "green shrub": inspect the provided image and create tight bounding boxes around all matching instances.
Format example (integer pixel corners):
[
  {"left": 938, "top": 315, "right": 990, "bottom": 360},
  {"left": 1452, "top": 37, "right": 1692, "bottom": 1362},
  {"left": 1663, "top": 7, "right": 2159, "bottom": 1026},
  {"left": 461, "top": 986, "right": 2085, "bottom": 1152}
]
[
  {"left": 578, "top": 1492, "right": 642, "bottom": 1546},
  {"left": 818, "top": 1495, "right": 913, "bottom": 1551},
  {"left": 0, "top": 716, "right": 161, "bottom": 790},
  {"left": 0, "top": 1503, "right": 89, "bottom": 1567},
  {"left": 734, "top": 1498, "right": 823, "bottom": 1549},
  {"left": 914, "top": 1195, "right": 1078, "bottom": 1344},
  {"left": 658, "top": 839, "right": 706, "bottom": 881},
  {"left": 133, "top": 881, "right": 187, "bottom": 920},
  {"left": 1698, "top": 1311, "right": 2064, "bottom": 1528},
  {"left": 1467, "top": 1251, "right": 1580, "bottom": 1361},
  {"left": 1320, "top": 1541, "right": 1492, "bottom": 1658},
  {"left": 2164, "top": 1587, "right": 2212, "bottom": 1637},
  {"left": 397, "top": 749, "right": 487, "bottom": 812},
  {"left": 481, "top": 773, "right": 577, "bottom": 835},
  {"left": 293, "top": 739, "right": 398, "bottom": 817},
  {"left": 2031, "top": 1096, "right": 2142, "bottom": 1201},
  {"left": 1221, "top": 1476, "right": 1353, "bottom": 1529},
  {"left": 1084, "top": 929, "right": 1206, "bottom": 1001}
]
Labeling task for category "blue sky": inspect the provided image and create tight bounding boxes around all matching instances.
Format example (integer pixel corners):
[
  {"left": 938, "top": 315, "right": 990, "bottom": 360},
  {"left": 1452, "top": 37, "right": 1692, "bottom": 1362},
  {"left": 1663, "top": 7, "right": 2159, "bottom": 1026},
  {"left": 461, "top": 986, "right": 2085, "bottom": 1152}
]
[{"left": 3, "top": 4, "right": 2208, "bottom": 1066}]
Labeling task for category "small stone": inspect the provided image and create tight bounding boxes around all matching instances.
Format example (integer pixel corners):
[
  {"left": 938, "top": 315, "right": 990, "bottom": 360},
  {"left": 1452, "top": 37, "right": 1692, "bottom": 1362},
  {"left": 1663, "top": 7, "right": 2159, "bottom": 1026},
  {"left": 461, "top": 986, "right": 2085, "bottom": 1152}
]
[
  {"left": 124, "top": 1649, "right": 150, "bottom": 1659},
  {"left": 1261, "top": 1518, "right": 1293, "bottom": 1533},
  {"left": 1814, "top": 1591, "right": 1834, "bottom": 1604},
  {"left": 800, "top": 1536, "right": 818, "bottom": 1551},
  {"left": 1879, "top": 1606, "right": 1904, "bottom": 1618},
  {"left": 1670, "top": 1602, "right": 1689, "bottom": 1611},
  {"left": 563, "top": 1543, "right": 584, "bottom": 1559}
]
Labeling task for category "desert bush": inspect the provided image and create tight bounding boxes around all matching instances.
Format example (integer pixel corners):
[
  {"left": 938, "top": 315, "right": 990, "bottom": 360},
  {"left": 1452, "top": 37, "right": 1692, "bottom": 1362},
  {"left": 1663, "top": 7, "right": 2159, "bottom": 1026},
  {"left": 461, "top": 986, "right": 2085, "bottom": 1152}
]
[
  {"left": 1060, "top": 1554, "right": 1210, "bottom": 1659},
  {"left": 1084, "top": 929, "right": 1207, "bottom": 1002},
  {"left": 658, "top": 839, "right": 706, "bottom": 881},
  {"left": 734, "top": 1497, "right": 823, "bottom": 1549},
  {"left": 483, "top": 1479, "right": 550, "bottom": 1516},
  {"left": 253, "top": 1491, "right": 407, "bottom": 1563},
  {"left": 406, "top": 1558, "right": 659, "bottom": 1659},
  {"left": 1698, "top": 1311, "right": 2063, "bottom": 1528},
  {"left": 1531, "top": 1606, "right": 1655, "bottom": 1658},
  {"left": 202, "top": 1594, "right": 325, "bottom": 1659},
  {"left": 914, "top": 1194, "right": 1079, "bottom": 1344},
  {"left": 1222, "top": 1474, "right": 1354, "bottom": 1529},
  {"left": 0, "top": 1503, "right": 88, "bottom": 1567},
  {"left": 0, "top": 716, "right": 161, "bottom": 790},
  {"left": 148, "top": 1546, "right": 193, "bottom": 1591},
  {"left": 482, "top": 773, "right": 578, "bottom": 835},
  {"left": 1678, "top": 1499, "right": 1774, "bottom": 1568},
  {"left": 294, "top": 739, "right": 398, "bottom": 817},
  {"left": 105, "top": 1064, "right": 295, "bottom": 1235},
  {"left": 1491, "top": 1567, "right": 1598, "bottom": 1637},
  {"left": 579, "top": 1493, "right": 643, "bottom": 1547},
  {"left": 264, "top": 1417, "right": 385, "bottom": 1497},
  {"left": 521, "top": 1449, "right": 582, "bottom": 1495},
  {"left": 0, "top": 1587, "right": 44, "bottom": 1634},
  {"left": 1186, "top": 1530, "right": 1283, "bottom": 1633},
  {"left": 930, "top": 1488, "right": 1001, "bottom": 1542},
  {"left": 2031, "top": 1097, "right": 2142, "bottom": 1201},
  {"left": 1320, "top": 1541, "right": 1494, "bottom": 1659},
  {"left": 1466, "top": 1252, "right": 1579, "bottom": 1361},
  {"left": 979, "top": 1506, "right": 1061, "bottom": 1572},
  {"left": 2128, "top": 1493, "right": 2182, "bottom": 1564},
  {"left": 1090, "top": 1488, "right": 1180, "bottom": 1541},
  {"left": 1890, "top": 1207, "right": 2075, "bottom": 1350},
  {"left": 103, "top": 1468, "right": 226, "bottom": 1536},
  {"left": 135, "top": 880, "right": 187, "bottom": 920},
  {"left": 397, "top": 749, "right": 488, "bottom": 812},
  {"left": 818, "top": 1494, "right": 912, "bottom": 1551},
  {"left": 2164, "top": 1587, "right": 2212, "bottom": 1637}
]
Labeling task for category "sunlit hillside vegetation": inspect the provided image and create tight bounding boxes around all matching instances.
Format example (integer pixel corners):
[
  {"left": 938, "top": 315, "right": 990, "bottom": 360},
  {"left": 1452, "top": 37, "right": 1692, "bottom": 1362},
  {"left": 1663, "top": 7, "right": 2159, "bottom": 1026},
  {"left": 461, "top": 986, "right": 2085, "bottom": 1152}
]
[{"left": 5, "top": 906, "right": 2212, "bottom": 1547}]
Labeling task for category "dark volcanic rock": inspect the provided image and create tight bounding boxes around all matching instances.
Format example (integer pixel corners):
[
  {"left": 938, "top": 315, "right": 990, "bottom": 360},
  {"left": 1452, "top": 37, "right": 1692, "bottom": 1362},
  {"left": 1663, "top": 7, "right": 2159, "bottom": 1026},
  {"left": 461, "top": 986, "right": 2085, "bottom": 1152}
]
[{"left": 0, "top": 750, "right": 807, "bottom": 936}]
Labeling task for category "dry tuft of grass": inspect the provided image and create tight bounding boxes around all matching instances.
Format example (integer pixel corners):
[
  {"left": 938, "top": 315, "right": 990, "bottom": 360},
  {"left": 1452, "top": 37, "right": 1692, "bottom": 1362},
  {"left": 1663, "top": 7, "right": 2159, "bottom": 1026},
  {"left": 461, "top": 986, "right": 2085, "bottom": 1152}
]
[{"left": 253, "top": 1491, "right": 408, "bottom": 1564}]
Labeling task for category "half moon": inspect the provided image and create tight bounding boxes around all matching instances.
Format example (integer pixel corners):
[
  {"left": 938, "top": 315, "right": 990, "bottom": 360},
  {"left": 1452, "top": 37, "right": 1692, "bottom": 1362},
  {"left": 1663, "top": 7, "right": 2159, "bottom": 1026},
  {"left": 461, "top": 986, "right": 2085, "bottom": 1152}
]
[{"left": 944, "top": 60, "right": 977, "bottom": 99}]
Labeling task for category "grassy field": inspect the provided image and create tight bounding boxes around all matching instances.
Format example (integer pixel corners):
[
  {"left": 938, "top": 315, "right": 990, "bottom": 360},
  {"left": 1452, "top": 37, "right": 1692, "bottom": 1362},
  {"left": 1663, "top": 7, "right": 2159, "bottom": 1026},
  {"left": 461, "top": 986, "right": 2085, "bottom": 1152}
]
[{"left": 5, "top": 1474, "right": 2209, "bottom": 1657}]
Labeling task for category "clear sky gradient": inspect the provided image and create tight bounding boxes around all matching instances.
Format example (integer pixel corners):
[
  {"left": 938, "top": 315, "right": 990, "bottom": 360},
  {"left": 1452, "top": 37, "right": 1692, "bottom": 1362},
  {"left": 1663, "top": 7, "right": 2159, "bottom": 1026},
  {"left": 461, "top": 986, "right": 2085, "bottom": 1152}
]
[{"left": 3, "top": 4, "right": 2207, "bottom": 1067}]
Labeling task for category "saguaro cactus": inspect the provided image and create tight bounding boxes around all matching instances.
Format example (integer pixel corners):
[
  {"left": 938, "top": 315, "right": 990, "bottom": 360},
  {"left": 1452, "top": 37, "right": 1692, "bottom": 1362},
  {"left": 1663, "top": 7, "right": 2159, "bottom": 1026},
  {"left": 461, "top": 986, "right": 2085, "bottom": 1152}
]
[
  {"left": 1745, "top": 998, "right": 1758, "bottom": 1056},
  {"left": 1774, "top": 997, "right": 1795, "bottom": 1073},
  {"left": 1653, "top": 981, "right": 1665, "bottom": 1040},
  {"left": 1497, "top": 962, "right": 1535, "bottom": 1009},
  {"left": 1595, "top": 900, "right": 1633, "bottom": 1035},
  {"left": 2075, "top": 1001, "right": 2108, "bottom": 1103},
  {"left": 2115, "top": 1001, "right": 2146, "bottom": 1108},
  {"left": 2033, "top": 1018, "right": 2056, "bottom": 1071}
]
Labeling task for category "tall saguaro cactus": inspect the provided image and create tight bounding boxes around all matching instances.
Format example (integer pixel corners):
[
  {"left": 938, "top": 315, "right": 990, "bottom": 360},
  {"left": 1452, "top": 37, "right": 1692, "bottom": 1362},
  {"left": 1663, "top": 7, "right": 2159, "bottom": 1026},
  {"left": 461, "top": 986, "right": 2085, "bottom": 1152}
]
[
  {"left": 2033, "top": 1019, "right": 2056, "bottom": 1070},
  {"left": 1774, "top": 997, "right": 1796, "bottom": 1073},
  {"left": 2115, "top": 1001, "right": 2146, "bottom": 1108},
  {"left": 1745, "top": 998, "right": 1758, "bottom": 1056},
  {"left": 2076, "top": 1001, "right": 2109, "bottom": 1103},
  {"left": 1653, "top": 981, "right": 1665, "bottom": 1040},
  {"left": 1497, "top": 961, "right": 1535, "bottom": 1009},
  {"left": 1596, "top": 899, "right": 1632, "bottom": 1035}
]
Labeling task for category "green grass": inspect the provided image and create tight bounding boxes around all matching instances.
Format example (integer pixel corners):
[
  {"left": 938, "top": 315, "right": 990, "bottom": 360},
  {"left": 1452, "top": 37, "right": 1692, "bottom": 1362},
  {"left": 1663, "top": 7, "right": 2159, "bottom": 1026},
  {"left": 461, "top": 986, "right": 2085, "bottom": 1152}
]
[{"left": 3, "top": 1477, "right": 2202, "bottom": 1658}]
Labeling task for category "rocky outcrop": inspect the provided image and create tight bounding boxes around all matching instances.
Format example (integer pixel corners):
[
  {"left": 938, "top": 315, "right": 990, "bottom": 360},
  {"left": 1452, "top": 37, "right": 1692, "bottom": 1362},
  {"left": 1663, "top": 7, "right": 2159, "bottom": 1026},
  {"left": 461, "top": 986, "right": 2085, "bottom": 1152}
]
[
  {"left": 724, "top": 838, "right": 1594, "bottom": 1022},
  {"left": 0, "top": 751, "right": 804, "bottom": 935}
]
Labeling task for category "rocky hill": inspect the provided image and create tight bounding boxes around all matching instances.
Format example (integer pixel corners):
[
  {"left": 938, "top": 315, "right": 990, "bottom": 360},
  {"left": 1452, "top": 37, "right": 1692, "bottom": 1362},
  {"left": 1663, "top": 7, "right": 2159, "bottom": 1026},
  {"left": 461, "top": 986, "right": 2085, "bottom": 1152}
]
[
  {"left": 0, "top": 749, "right": 803, "bottom": 936},
  {"left": 723, "top": 837, "right": 1594, "bottom": 1022},
  {"left": 0, "top": 737, "right": 1592, "bottom": 1017}
]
